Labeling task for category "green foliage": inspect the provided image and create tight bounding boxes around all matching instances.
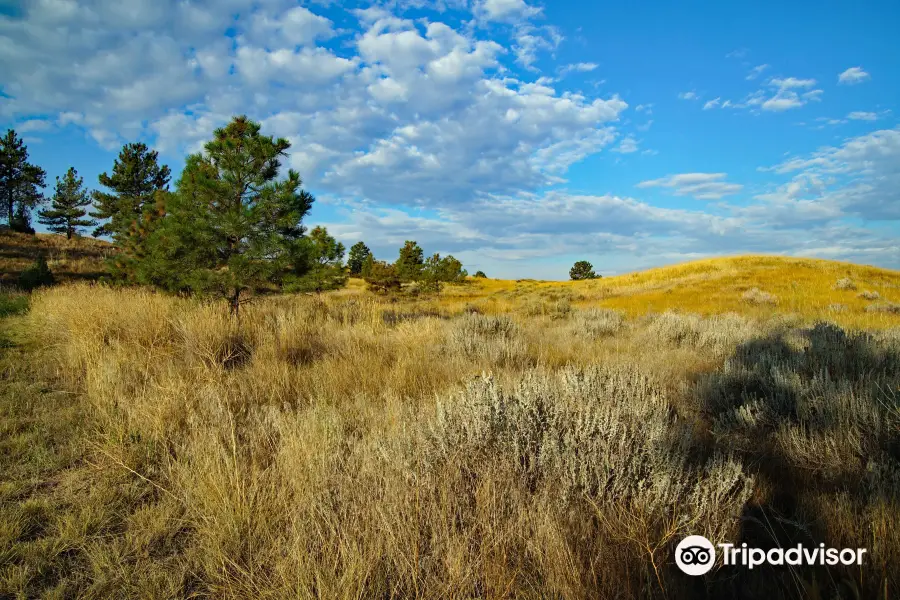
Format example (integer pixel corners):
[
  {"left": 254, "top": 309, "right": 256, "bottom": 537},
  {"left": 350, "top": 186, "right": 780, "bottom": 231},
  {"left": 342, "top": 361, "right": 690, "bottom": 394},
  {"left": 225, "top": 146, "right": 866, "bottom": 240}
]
[
  {"left": 37, "top": 168, "right": 96, "bottom": 239},
  {"left": 284, "top": 226, "right": 347, "bottom": 293},
  {"left": 0, "top": 292, "right": 28, "bottom": 318},
  {"left": 347, "top": 241, "right": 372, "bottom": 276},
  {"left": 426, "top": 253, "right": 467, "bottom": 283},
  {"left": 91, "top": 143, "right": 172, "bottom": 283},
  {"left": 395, "top": 240, "right": 424, "bottom": 281},
  {"left": 0, "top": 129, "right": 46, "bottom": 231},
  {"left": 569, "top": 260, "right": 599, "bottom": 281},
  {"left": 136, "top": 115, "right": 315, "bottom": 314},
  {"left": 90, "top": 143, "right": 171, "bottom": 240},
  {"left": 17, "top": 256, "right": 54, "bottom": 291},
  {"left": 360, "top": 253, "right": 375, "bottom": 277},
  {"left": 363, "top": 260, "right": 401, "bottom": 293},
  {"left": 474, "top": 270, "right": 487, "bottom": 278}
]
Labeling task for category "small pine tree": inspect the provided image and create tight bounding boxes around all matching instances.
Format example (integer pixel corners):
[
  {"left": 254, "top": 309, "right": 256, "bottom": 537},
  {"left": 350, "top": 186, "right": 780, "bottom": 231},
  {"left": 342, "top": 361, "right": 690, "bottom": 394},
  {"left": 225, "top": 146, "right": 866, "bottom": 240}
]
[
  {"left": 364, "top": 260, "right": 401, "bottom": 293},
  {"left": 360, "top": 253, "right": 376, "bottom": 277},
  {"left": 91, "top": 143, "right": 171, "bottom": 240},
  {"left": 347, "top": 241, "right": 372, "bottom": 276},
  {"left": 285, "top": 226, "right": 347, "bottom": 293},
  {"left": 569, "top": 260, "right": 599, "bottom": 281},
  {"left": 395, "top": 240, "right": 424, "bottom": 281},
  {"left": 0, "top": 129, "right": 46, "bottom": 231},
  {"left": 18, "top": 255, "right": 55, "bottom": 290},
  {"left": 37, "top": 168, "right": 96, "bottom": 239},
  {"left": 423, "top": 253, "right": 468, "bottom": 284},
  {"left": 474, "top": 271, "right": 487, "bottom": 278}
]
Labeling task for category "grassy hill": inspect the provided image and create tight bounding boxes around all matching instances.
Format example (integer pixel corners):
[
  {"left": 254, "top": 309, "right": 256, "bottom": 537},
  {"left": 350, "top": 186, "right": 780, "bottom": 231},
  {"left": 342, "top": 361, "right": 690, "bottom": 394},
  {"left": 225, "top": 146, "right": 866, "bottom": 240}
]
[
  {"left": 1, "top": 243, "right": 898, "bottom": 598},
  {"left": 0, "top": 229, "right": 112, "bottom": 284},
  {"left": 3, "top": 229, "right": 899, "bottom": 328},
  {"left": 388, "top": 255, "right": 900, "bottom": 329}
]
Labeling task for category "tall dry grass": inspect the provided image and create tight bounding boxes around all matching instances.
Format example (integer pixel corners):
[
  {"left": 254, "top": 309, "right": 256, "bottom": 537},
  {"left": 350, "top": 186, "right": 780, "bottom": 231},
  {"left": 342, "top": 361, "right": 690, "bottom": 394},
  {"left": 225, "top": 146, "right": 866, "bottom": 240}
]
[{"left": 2, "top": 280, "right": 899, "bottom": 599}]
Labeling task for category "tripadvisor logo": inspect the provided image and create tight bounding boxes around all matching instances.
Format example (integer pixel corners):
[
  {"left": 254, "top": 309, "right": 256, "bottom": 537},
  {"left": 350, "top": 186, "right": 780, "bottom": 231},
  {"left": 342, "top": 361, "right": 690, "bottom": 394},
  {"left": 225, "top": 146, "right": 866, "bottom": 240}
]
[
  {"left": 675, "top": 535, "right": 867, "bottom": 576},
  {"left": 676, "top": 536, "right": 716, "bottom": 575}
]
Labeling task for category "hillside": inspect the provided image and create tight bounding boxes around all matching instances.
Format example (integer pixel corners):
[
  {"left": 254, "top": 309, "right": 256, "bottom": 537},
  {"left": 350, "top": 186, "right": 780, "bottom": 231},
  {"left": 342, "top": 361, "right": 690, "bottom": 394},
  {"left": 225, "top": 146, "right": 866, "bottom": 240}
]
[
  {"left": 0, "top": 229, "right": 112, "bottom": 284},
  {"left": 396, "top": 255, "right": 900, "bottom": 330},
  {"left": 3, "top": 230, "right": 899, "bottom": 329}
]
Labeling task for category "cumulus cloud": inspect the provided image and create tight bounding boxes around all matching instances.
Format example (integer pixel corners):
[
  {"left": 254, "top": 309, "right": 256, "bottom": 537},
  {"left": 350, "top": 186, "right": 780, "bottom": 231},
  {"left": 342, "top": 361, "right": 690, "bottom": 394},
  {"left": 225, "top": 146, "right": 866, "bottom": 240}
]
[
  {"left": 637, "top": 173, "right": 743, "bottom": 200},
  {"left": 838, "top": 67, "right": 870, "bottom": 85},
  {"left": 4, "top": 1, "right": 898, "bottom": 277},
  {"left": 767, "top": 127, "right": 900, "bottom": 220}
]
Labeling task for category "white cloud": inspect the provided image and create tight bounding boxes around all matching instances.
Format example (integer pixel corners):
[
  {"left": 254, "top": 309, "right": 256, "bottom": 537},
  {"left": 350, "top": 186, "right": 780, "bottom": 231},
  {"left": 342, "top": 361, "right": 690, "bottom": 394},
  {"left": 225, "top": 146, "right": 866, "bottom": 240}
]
[
  {"left": 847, "top": 111, "right": 877, "bottom": 121},
  {"left": 244, "top": 6, "right": 334, "bottom": 48},
  {"left": 559, "top": 62, "right": 598, "bottom": 77},
  {"left": 703, "top": 97, "right": 720, "bottom": 110},
  {"left": 761, "top": 91, "right": 804, "bottom": 112},
  {"left": 838, "top": 67, "right": 870, "bottom": 85},
  {"left": 612, "top": 135, "right": 638, "bottom": 154},
  {"left": 746, "top": 64, "right": 769, "bottom": 80},
  {"left": 768, "top": 127, "right": 900, "bottom": 220},
  {"left": 512, "top": 24, "right": 563, "bottom": 68},
  {"left": 769, "top": 77, "right": 816, "bottom": 89},
  {"left": 474, "top": 0, "right": 542, "bottom": 23},
  {"left": 637, "top": 173, "right": 743, "bottom": 200},
  {"left": 5, "top": 1, "right": 899, "bottom": 277},
  {"left": 678, "top": 91, "right": 699, "bottom": 100}
]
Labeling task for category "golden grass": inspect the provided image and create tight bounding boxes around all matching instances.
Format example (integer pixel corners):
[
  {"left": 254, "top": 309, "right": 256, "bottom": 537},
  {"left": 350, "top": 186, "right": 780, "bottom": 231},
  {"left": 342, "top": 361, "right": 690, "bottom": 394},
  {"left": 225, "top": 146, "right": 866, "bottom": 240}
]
[
  {"left": 2, "top": 253, "right": 899, "bottom": 598},
  {"left": 1, "top": 269, "right": 898, "bottom": 598},
  {"left": 346, "top": 255, "right": 900, "bottom": 330},
  {"left": 0, "top": 229, "right": 113, "bottom": 284}
]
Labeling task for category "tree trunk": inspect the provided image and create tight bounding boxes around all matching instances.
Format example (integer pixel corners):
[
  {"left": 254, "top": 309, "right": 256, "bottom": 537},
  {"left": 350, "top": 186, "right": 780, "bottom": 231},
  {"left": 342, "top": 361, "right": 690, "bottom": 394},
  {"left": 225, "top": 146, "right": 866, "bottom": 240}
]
[{"left": 230, "top": 288, "right": 241, "bottom": 319}]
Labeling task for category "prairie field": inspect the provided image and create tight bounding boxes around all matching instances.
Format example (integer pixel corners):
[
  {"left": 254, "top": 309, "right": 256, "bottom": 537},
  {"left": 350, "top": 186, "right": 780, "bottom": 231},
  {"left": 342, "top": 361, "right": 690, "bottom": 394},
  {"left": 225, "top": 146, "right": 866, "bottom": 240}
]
[{"left": 2, "top": 255, "right": 900, "bottom": 599}]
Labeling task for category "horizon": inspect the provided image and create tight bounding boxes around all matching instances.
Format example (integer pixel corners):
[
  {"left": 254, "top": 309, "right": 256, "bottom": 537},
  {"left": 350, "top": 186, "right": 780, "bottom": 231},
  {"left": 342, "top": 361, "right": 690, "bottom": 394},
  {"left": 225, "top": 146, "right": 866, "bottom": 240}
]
[{"left": 2, "top": 0, "right": 898, "bottom": 279}]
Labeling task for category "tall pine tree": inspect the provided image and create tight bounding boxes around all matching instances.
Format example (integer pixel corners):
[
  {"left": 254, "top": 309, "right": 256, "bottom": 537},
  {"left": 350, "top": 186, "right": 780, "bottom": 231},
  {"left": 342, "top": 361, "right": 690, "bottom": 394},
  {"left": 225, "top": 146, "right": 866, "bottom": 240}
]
[
  {"left": 37, "top": 168, "right": 96, "bottom": 239},
  {"left": 137, "top": 116, "right": 315, "bottom": 315},
  {"left": 395, "top": 240, "right": 424, "bottom": 281},
  {"left": 0, "top": 129, "right": 46, "bottom": 232},
  {"left": 347, "top": 241, "right": 372, "bottom": 275},
  {"left": 91, "top": 142, "right": 171, "bottom": 240}
]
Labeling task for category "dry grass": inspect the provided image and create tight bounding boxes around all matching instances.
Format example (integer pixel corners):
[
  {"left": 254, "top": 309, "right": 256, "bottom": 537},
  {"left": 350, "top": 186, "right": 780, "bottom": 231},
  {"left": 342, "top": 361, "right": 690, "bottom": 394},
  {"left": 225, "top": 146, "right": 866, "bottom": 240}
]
[
  {"left": 0, "top": 273, "right": 897, "bottom": 599},
  {"left": 0, "top": 229, "right": 112, "bottom": 285},
  {"left": 2, "top": 252, "right": 900, "bottom": 599},
  {"left": 376, "top": 254, "right": 900, "bottom": 331}
]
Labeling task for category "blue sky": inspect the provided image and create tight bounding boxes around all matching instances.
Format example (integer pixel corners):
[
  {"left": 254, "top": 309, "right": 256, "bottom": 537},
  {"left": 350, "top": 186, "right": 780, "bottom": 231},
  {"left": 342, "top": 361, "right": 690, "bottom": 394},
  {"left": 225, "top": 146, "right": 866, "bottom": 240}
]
[{"left": 2, "top": 0, "right": 898, "bottom": 279}]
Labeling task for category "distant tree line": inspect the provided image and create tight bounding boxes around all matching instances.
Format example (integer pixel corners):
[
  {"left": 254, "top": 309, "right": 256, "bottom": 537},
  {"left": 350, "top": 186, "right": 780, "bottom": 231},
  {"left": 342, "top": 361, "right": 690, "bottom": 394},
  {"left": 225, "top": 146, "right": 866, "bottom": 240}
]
[{"left": 0, "top": 118, "right": 475, "bottom": 312}]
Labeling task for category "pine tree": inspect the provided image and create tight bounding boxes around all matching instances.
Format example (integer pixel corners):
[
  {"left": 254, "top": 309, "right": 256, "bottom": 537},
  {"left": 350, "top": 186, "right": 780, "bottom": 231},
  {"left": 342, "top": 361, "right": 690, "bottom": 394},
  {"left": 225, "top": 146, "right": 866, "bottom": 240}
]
[
  {"left": 285, "top": 226, "right": 347, "bottom": 292},
  {"left": 569, "top": 260, "right": 599, "bottom": 280},
  {"left": 0, "top": 129, "right": 46, "bottom": 232},
  {"left": 347, "top": 241, "right": 372, "bottom": 275},
  {"left": 37, "top": 168, "right": 96, "bottom": 239},
  {"left": 360, "top": 253, "right": 375, "bottom": 277},
  {"left": 91, "top": 143, "right": 171, "bottom": 240},
  {"left": 137, "top": 116, "right": 315, "bottom": 316},
  {"left": 395, "top": 240, "right": 424, "bottom": 281}
]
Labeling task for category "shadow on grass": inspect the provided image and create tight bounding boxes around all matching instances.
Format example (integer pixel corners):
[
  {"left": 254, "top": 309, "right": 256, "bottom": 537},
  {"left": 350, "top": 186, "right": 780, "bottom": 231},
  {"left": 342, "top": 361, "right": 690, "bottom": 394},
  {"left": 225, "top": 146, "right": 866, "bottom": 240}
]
[{"left": 696, "top": 323, "right": 900, "bottom": 599}]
